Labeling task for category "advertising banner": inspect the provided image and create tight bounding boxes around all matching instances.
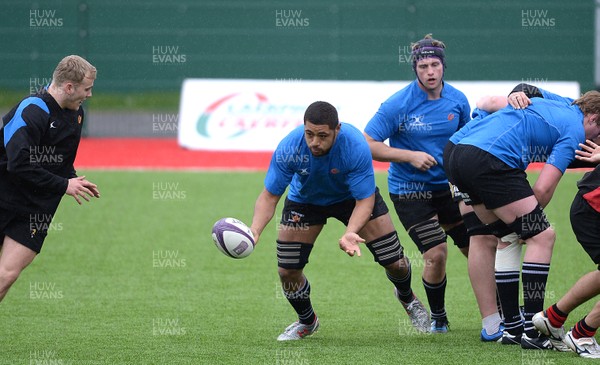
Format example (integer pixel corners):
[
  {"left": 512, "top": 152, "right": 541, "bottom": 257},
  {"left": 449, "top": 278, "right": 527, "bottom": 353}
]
[{"left": 178, "top": 79, "right": 580, "bottom": 151}]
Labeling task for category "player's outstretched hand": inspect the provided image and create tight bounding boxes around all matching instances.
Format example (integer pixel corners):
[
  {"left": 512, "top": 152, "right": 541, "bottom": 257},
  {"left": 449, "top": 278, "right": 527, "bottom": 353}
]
[
  {"left": 410, "top": 151, "right": 437, "bottom": 171},
  {"left": 508, "top": 91, "right": 531, "bottom": 110},
  {"left": 339, "top": 232, "right": 365, "bottom": 257},
  {"left": 575, "top": 139, "right": 600, "bottom": 164},
  {"left": 66, "top": 176, "right": 100, "bottom": 204}
]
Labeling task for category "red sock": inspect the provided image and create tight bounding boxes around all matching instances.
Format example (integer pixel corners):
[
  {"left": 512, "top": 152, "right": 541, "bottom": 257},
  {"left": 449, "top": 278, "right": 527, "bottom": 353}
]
[
  {"left": 546, "top": 304, "right": 567, "bottom": 328},
  {"left": 572, "top": 317, "right": 597, "bottom": 339}
]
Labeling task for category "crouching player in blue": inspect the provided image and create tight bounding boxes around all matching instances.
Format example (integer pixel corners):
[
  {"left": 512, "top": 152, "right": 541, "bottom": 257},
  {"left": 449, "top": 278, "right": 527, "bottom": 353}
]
[
  {"left": 249, "top": 101, "right": 429, "bottom": 340},
  {"left": 445, "top": 88, "right": 600, "bottom": 349}
]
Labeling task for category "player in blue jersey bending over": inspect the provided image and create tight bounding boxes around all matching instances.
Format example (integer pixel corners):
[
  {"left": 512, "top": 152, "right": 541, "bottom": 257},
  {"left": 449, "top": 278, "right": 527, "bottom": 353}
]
[
  {"left": 0, "top": 55, "right": 100, "bottom": 302},
  {"left": 445, "top": 87, "right": 600, "bottom": 349},
  {"left": 364, "top": 34, "right": 471, "bottom": 333},
  {"left": 249, "top": 101, "right": 429, "bottom": 341},
  {"left": 502, "top": 86, "right": 600, "bottom": 358},
  {"left": 444, "top": 95, "right": 520, "bottom": 343}
]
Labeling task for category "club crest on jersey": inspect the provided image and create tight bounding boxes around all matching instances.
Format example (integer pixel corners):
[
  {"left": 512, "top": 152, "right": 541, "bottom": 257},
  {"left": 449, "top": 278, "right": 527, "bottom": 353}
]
[{"left": 447, "top": 113, "right": 455, "bottom": 121}]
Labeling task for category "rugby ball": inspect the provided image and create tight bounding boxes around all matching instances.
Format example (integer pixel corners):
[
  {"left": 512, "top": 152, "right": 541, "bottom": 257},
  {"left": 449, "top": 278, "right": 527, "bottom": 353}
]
[{"left": 211, "top": 218, "right": 255, "bottom": 259}]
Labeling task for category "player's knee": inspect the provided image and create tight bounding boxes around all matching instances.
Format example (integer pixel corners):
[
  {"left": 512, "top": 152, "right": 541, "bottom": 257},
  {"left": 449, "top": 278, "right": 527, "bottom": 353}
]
[
  {"left": 408, "top": 219, "right": 447, "bottom": 254},
  {"left": 525, "top": 227, "right": 555, "bottom": 254},
  {"left": 0, "top": 267, "right": 21, "bottom": 289},
  {"left": 383, "top": 256, "right": 410, "bottom": 276},
  {"left": 538, "top": 226, "right": 556, "bottom": 245},
  {"left": 422, "top": 243, "right": 447, "bottom": 267},
  {"left": 384, "top": 256, "right": 410, "bottom": 276},
  {"left": 470, "top": 234, "right": 498, "bottom": 250},
  {"left": 277, "top": 267, "right": 303, "bottom": 283},
  {"left": 366, "top": 231, "right": 405, "bottom": 268}
]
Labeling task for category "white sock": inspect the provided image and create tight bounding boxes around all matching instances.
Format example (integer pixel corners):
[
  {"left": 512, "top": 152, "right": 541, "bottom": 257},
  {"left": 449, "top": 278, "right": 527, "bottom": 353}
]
[{"left": 482, "top": 312, "right": 503, "bottom": 334}]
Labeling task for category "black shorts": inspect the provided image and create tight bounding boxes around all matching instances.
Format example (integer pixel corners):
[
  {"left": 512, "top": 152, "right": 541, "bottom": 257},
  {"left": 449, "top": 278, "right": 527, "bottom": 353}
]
[
  {"left": 0, "top": 207, "right": 52, "bottom": 253},
  {"left": 389, "top": 189, "right": 462, "bottom": 230},
  {"left": 570, "top": 192, "right": 600, "bottom": 267},
  {"left": 444, "top": 142, "right": 470, "bottom": 204},
  {"left": 445, "top": 144, "right": 533, "bottom": 209},
  {"left": 280, "top": 188, "right": 389, "bottom": 227}
]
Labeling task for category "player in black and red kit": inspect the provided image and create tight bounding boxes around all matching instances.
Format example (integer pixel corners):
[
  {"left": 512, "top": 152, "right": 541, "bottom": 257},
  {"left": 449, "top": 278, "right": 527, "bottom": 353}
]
[
  {"left": 533, "top": 138, "right": 600, "bottom": 358},
  {"left": 0, "top": 55, "right": 99, "bottom": 302}
]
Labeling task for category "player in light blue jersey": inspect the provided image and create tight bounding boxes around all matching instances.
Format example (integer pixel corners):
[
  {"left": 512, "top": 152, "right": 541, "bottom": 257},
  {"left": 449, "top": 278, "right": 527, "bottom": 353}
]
[
  {"left": 445, "top": 87, "right": 600, "bottom": 349},
  {"left": 364, "top": 34, "right": 471, "bottom": 333},
  {"left": 250, "top": 101, "right": 430, "bottom": 341}
]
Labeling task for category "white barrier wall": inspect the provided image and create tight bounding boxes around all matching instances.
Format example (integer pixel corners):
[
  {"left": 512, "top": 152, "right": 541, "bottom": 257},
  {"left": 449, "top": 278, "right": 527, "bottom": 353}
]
[{"left": 178, "top": 79, "right": 580, "bottom": 151}]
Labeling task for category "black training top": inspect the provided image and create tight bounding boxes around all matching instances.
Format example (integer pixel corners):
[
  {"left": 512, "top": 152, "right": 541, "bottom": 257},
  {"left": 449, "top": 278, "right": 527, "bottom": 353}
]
[{"left": 0, "top": 88, "right": 83, "bottom": 214}]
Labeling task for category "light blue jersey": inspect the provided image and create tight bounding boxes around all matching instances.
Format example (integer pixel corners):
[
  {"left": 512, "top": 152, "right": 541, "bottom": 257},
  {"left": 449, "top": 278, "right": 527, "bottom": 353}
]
[
  {"left": 365, "top": 80, "right": 470, "bottom": 194},
  {"left": 449, "top": 107, "right": 490, "bottom": 144},
  {"left": 450, "top": 87, "right": 576, "bottom": 146},
  {"left": 451, "top": 98, "right": 584, "bottom": 173},
  {"left": 264, "top": 123, "right": 375, "bottom": 205},
  {"left": 540, "top": 88, "right": 575, "bottom": 105}
]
